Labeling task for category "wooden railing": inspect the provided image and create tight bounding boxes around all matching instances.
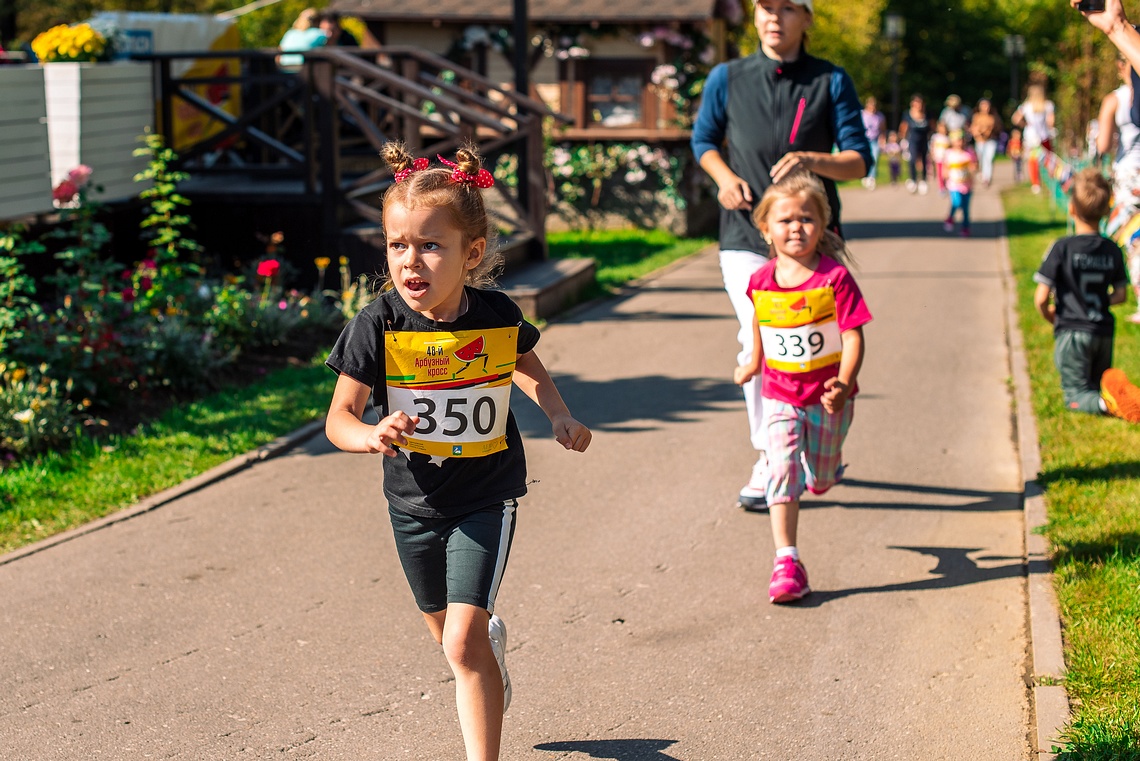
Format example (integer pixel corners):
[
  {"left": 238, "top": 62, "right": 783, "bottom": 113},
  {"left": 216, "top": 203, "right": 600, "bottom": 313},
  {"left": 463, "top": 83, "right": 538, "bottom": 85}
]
[{"left": 142, "top": 48, "right": 569, "bottom": 260}]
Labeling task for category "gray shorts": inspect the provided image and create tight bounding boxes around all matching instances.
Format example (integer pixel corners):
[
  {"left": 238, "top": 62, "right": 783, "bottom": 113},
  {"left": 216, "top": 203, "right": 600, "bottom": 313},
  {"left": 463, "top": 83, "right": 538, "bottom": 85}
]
[{"left": 388, "top": 500, "right": 517, "bottom": 614}]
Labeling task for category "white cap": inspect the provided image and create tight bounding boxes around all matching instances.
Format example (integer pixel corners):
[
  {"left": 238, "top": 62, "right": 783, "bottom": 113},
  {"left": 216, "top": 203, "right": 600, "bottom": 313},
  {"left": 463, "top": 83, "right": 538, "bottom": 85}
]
[{"left": 792, "top": 0, "right": 813, "bottom": 11}]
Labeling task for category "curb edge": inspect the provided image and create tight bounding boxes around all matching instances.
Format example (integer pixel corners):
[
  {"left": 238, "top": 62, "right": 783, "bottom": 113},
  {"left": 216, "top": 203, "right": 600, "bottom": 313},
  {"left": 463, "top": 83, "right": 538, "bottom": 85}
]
[{"left": 997, "top": 218, "right": 1070, "bottom": 760}]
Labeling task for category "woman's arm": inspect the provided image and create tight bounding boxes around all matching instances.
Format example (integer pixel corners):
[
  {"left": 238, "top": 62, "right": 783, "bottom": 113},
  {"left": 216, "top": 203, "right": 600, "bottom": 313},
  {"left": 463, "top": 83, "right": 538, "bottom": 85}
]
[
  {"left": 513, "top": 350, "right": 591, "bottom": 451},
  {"left": 771, "top": 150, "right": 867, "bottom": 184}
]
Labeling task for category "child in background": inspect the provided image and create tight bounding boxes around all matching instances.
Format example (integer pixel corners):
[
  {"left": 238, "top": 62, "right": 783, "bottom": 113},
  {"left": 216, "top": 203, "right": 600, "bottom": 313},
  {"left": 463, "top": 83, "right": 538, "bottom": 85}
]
[
  {"left": 930, "top": 122, "right": 951, "bottom": 195},
  {"left": 1008, "top": 128, "right": 1024, "bottom": 183},
  {"left": 942, "top": 130, "right": 978, "bottom": 237},
  {"left": 1034, "top": 168, "right": 1140, "bottom": 422},
  {"left": 734, "top": 171, "right": 872, "bottom": 604},
  {"left": 884, "top": 131, "right": 903, "bottom": 185},
  {"left": 324, "top": 141, "right": 591, "bottom": 760}
]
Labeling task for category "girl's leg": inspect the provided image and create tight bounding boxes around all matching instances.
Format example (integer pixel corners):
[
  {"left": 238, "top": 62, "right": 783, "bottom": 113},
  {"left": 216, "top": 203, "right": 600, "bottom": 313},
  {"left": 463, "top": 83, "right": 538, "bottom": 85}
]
[
  {"left": 981, "top": 140, "right": 997, "bottom": 185},
  {"left": 764, "top": 401, "right": 811, "bottom": 603},
  {"left": 439, "top": 604, "right": 504, "bottom": 761},
  {"left": 803, "top": 402, "right": 855, "bottom": 496},
  {"left": 960, "top": 191, "right": 972, "bottom": 233}
]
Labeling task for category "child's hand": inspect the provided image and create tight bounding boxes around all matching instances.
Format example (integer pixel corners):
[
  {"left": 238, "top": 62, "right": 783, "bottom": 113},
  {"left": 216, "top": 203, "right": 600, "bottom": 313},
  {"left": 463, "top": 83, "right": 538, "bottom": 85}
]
[
  {"left": 551, "top": 414, "right": 591, "bottom": 452},
  {"left": 364, "top": 411, "right": 419, "bottom": 457},
  {"left": 734, "top": 364, "right": 757, "bottom": 386},
  {"left": 821, "top": 378, "right": 852, "bottom": 414}
]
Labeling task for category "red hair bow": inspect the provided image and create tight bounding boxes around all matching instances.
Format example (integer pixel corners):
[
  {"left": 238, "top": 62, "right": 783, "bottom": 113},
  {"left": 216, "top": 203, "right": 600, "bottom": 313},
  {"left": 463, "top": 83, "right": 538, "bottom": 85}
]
[
  {"left": 436, "top": 155, "right": 495, "bottom": 188},
  {"left": 394, "top": 157, "right": 430, "bottom": 183}
]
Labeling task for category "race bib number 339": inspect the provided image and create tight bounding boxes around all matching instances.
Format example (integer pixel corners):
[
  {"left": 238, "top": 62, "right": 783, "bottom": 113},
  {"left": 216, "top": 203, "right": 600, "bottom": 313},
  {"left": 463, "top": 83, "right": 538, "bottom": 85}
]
[
  {"left": 754, "top": 286, "right": 843, "bottom": 373},
  {"left": 385, "top": 328, "right": 518, "bottom": 458}
]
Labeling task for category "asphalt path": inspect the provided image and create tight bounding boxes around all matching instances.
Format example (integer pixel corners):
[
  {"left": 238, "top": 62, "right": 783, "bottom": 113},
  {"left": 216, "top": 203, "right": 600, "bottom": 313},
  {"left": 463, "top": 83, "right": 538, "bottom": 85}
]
[{"left": 0, "top": 173, "right": 1032, "bottom": 760}]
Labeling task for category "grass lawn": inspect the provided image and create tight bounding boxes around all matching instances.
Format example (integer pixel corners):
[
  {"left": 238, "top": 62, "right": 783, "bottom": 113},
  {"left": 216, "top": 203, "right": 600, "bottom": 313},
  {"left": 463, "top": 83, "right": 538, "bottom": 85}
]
[
  {"left": 548, "top": 228, "right": 714, "bottom": 300},
  {"left": 0, "top": 230, "right": 712, "bottom": 555},
  {"left": 1003, "top": 185, "right": 1140, "bottom": 758}
]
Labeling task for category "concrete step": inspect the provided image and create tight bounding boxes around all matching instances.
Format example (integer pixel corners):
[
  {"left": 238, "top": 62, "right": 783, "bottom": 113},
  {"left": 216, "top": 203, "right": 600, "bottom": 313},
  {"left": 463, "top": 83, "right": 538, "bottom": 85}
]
[{"left": 496, "top": 257, "right": 596, "bottom": 320}]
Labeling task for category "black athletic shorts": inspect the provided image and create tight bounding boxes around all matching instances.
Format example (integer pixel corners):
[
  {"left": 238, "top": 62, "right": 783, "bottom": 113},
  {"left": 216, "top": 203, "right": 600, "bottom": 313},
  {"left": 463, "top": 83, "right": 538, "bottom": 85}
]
[{"left": 388, "top": 500, "right": 517, "bottom": 614}]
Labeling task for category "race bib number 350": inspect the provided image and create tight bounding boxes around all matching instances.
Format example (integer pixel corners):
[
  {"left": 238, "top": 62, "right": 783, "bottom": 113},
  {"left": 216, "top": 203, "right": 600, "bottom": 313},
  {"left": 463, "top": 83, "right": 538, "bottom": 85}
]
[
  {"left": 754, "top": 285, "right": 843, "bottom": 373},
  {"left": 385, "top": 328, "right": 518, "bottom": 458}
]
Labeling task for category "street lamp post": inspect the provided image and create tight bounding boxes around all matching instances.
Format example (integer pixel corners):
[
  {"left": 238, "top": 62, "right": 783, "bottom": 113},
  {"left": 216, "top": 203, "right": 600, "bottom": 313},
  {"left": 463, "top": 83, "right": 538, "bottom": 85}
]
[
  {"left": 885, "top": 13, "right": 905, "bottom": 130},
  {"left": 1003, "top": 34, "right": 1025, "bottom": 107}
]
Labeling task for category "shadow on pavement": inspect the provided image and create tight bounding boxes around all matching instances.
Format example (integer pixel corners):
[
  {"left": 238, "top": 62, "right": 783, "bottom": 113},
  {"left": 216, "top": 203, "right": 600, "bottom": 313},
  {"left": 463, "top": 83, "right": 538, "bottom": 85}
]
[
  {"left": 844, "top": 219, "right": 1004, "bottom": 240},
  {"left": 513, "top": 374, "right": 740, "bottom": 436},
  {"left": 796, "top": 545, "right": 1025, "bottom": 607},
  {"left": 535, "top": 739, "right": 681, "bottom": 760},
  {"left": 799, "top": 478, "right": 1021, "bottom": 513}
]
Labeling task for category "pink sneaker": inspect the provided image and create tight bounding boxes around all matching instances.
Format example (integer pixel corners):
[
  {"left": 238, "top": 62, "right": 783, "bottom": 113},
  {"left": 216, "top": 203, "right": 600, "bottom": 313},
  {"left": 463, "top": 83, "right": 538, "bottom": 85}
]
[{"left": 768, "top": 556, "right": 811, "bottom": 604}]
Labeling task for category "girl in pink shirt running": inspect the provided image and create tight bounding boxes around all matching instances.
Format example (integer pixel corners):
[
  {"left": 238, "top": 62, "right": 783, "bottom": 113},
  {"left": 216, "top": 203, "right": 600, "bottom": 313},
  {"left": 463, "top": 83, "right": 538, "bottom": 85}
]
[{"left": 733, "top": 171, "right": 873, "bottom": 603}]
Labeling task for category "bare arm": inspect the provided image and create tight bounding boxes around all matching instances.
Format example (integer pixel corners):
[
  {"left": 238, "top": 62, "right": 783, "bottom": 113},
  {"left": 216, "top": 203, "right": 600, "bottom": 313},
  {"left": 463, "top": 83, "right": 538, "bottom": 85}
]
[
  {"left": 325, "top": 373, "right": 418, "bottom": 456},
  {"left": 821, "top": 327, "right": 865, "bottom": 414},
  {"left": 1078, "top": 0, "right": 1140, "bottom": 74},
  {"left": 1034, "top": 283, "right": 1056, "bottom": 324},
  {"left": 1098, "top": 91, "right": 1120, "bottom": 157},
  {"left": 513, "top": 350, "right": 591, "bottom": 451},
  {"left": 1110, "top": 285, "right": 1128, "bottom": 305}
]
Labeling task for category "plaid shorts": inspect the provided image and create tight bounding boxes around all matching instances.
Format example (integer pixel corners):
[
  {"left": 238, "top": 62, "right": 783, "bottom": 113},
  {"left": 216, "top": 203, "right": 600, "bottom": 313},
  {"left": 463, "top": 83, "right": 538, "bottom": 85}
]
[{"left": 765, "top": 398, "right": 855, "bottom": 505}]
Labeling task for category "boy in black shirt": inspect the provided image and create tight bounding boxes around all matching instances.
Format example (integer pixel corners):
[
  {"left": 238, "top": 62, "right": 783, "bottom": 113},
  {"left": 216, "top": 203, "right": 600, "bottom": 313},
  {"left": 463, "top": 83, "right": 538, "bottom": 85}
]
[{"left": 1034, "top": 168, "right": 1140, "bottom": 422}]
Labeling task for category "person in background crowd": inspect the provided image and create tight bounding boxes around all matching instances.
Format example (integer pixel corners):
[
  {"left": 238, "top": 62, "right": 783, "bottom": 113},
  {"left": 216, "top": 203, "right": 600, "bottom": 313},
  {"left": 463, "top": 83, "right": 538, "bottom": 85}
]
[
  {"left": 861, "top": 96, "right": 887, "bottom": 189},
  {"left": 898, "top": 94, "right": 931, "bottom": 194},
  {"left": 938, "top": 94, "right": 971, "bottom": 138},
  {"left": 1008, "top": 128, "right": 1024, "bottom": 183},
  {"left": 884, "top": 130, "right": 903, "bottom": 185},
  {"left": 1012, "top": 82, "right": 1056, "bottom": 194},
  {"left": 969, "top": 98, "right": 1002, "bottom": 188},
  {"left": 317, "top": 12, "right": 357, "bottom": 47},
  {"left": 277, "top": 8, "right": 328, "bottom": 69}
]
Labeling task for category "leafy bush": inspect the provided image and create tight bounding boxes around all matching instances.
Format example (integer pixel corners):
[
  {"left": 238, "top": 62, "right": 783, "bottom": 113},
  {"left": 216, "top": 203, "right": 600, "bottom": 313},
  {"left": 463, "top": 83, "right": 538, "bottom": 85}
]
[{"left": 0, "top": 365, "right": 81, "bottom": 460}]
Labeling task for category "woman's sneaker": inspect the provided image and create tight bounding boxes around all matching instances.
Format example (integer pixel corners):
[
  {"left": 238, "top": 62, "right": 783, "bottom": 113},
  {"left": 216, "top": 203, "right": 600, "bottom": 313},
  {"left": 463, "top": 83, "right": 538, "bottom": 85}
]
[
  {"left": 769, "top": 556, "right": 811, "bottom": 604},
  {"left": 737, "top": 454, "right": 769, "bottom": 512},
  {"left": 488, "top": 615, "right": 511, "bottom": 712}
]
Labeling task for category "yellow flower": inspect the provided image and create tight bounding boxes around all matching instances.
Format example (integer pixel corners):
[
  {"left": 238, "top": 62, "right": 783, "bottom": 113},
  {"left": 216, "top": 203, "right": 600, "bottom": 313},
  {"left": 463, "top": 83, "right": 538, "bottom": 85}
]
[
  {"left": 315, "top": 257, "right": 331, "bottom": 270},
  {"left": 11, "top": 367, "right": 26, "bottom": 383},
  {"left": 339, "top": 256, "right": 349, "bottom": 266}
]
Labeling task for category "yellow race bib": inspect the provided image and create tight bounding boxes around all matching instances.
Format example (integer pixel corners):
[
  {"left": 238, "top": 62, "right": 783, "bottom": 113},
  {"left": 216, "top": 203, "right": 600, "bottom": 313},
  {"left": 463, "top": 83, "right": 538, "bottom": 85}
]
[
  {"left": 385, "top": 328, "right": 518, "bottom": 458},
  {"left": 753, "top": 286, "right": 843, "bottom": 373}
]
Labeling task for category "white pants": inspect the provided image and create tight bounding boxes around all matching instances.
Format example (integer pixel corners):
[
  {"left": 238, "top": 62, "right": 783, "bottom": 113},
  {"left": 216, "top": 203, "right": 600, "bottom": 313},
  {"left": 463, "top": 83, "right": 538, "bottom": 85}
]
[
  {"left": 977, "top": 139, "right": 998, "bottom": 184},
  {"left": 719, "top": 249, "right": 769, "bottom": 453}
]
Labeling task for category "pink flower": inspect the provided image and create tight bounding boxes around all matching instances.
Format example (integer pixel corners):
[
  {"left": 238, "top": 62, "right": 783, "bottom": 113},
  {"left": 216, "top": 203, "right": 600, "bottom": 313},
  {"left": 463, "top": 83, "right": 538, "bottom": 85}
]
[
  {"left": 121, "top": 287, "right": 136, "bottom": 302},
  {"left": 52, "top": 179, "right": 79, "bottom": 203},
  {"left": 278, "top": 299, "right": 288, "bottom": 310},
  {"left": 257, "top": 259, "right": 280, "bottom": 278},
  {"left": 67, "top": 165, "right": 93, "bottom": 187},
  {"left": 142, "top": 259, "right": 156, "bottom": 271},
  {"left": 139, "top": 276, "right": 153, "bottom": 291}
]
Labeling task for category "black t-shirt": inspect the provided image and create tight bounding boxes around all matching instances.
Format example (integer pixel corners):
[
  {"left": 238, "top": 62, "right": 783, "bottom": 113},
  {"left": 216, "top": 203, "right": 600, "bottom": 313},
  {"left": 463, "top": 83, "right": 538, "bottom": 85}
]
[
  {"left": 1034, "top": 234, "right": 1127, "bottom": 336},
  {"left": 326, "top": 287, "right": 541, "bottom": 518},
  {"left": 903, "top": 111, "right": 930, "bottom": 150}
]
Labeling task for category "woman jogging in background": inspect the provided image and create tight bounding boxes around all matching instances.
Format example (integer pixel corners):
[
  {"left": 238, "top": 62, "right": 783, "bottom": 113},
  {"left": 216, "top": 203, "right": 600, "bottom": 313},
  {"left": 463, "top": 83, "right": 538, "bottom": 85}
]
[
  {"left": 691, "top": 0, "right": 871, "bottom": 512},
  {"left": 898, "top": 94, "right": 931, "bottom": 195}
]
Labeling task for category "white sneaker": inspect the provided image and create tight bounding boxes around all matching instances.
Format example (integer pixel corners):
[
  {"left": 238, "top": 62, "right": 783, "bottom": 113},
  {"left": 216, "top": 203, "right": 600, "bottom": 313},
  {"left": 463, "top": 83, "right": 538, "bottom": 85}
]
[
  {"left": 918, "top": 180, "right": 929, "bottom": 195},
  {"left": 488, "top": 614, "right": 511, "bottom": 712},
  {"left": 866, "top": 176, "right": 876, "bottom": 190},
  {"left": 737, "top": 454, "right": 769, "bottom": 512},
  {"left": 905, "top": 179, "right": 917, "bottom": 193}
]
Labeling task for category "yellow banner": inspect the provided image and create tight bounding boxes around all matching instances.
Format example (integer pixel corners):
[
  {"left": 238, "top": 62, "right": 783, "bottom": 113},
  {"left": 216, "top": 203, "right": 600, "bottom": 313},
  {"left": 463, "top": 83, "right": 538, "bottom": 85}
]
[{"left": 385, "top": 328, "right": 518, "bottom": 458}]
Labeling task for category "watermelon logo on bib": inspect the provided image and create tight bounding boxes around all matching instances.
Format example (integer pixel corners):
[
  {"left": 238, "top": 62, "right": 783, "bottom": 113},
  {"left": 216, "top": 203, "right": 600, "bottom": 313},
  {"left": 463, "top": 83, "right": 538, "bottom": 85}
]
[{"left": 453, "top": 335, "right": 489, "bottom": 374}]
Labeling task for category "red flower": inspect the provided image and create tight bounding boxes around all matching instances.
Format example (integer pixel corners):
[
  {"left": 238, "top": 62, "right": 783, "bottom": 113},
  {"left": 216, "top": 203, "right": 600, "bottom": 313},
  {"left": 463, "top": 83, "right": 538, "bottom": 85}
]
[
  {"left": 121, "top": 287, "right": 136, "bottom": 303},
  {"left": 52, "top": 179, "right": 79, "bottom": 203},
  {"left": 257, "top": 259, "right": 280, "bottom": 278},
  {"left": 139, "top": 276, "right": 153, "bottom": 291}
]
